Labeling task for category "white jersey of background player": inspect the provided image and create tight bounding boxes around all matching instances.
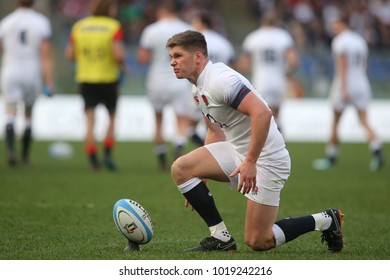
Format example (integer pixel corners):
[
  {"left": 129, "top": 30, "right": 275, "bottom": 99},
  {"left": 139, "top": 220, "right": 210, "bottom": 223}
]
[
  {"left": 330, "top": 23, "right": 370, "bottom": 110},
  {"left": 192, "top": 11, "right": 235, "bottom": 66},
  {"left": 239, "top": 11, "right": 298, "bottom": 129},
  {"left": 0, "top": 0, "right": 53, "bottom": 166},
  {"left": 137, "top": 0, "right": 192, "bottom": 170},
  {"left": 188, "top": 10, "right": 236, "bottom": 146},
  {"left": 0, "top": 4, "right": 51, "bottom": 106}
]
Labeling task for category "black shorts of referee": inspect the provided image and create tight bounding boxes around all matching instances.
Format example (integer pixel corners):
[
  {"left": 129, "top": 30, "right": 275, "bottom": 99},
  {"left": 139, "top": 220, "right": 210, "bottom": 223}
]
[{"left": 79, "top": 82, "right": 119, "bottom": 113}]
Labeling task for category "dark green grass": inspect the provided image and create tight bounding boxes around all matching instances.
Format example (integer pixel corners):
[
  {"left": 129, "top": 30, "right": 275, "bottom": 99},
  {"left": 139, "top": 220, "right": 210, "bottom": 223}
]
[{"left": 0, "top": 141, "right": 389, "bottom": 260}]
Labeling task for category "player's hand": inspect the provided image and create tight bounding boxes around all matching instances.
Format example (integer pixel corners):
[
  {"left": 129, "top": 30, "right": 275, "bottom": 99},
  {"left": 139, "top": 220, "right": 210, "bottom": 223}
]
[
  {"left": 230, "top": 160, "right": 257, "bottom": 194},
  {"left": 42, "top": 86, "right": 54, "bottom": 97},
  {"left": 185, "top": 199, "right": 194, "bottom": 211}
]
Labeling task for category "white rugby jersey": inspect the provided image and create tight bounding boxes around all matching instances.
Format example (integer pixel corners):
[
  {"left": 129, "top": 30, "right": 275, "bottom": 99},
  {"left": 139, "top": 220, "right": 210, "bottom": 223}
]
[
  {"left": 202, "top": 29, "right": 235, "bottom": 65},
  {"left": 242, "top": 27, "right": 293, "bottom": 93},
  {"left": 0, "top": 8, "right": 51, "bottom": 73},
  {"left": 193, "top": 62, "right": 287, "bottom": 158},
  {"left": 331, "top": 29, "right": 371, "bottom": 95},
  {"left": 139, "top": 18, "right": 192, "bottom": 92}
]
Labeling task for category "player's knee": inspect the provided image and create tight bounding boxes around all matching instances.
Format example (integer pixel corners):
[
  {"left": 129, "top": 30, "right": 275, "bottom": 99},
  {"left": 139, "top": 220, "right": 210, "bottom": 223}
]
[
  {"left": 245, "top": 234, "right": 274, "bottom": 251},
  {"left": 171, "top": 156, "right": 188, "bottom": 185}
]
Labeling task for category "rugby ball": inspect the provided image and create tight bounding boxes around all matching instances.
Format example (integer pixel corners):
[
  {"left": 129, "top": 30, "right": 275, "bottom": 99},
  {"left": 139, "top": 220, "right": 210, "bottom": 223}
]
[
  {"left": 48, "top": 141, "right": 74, "bottom": 159},
  {"left": 113, "top": 199, "right": 153, "bottom": 244}
]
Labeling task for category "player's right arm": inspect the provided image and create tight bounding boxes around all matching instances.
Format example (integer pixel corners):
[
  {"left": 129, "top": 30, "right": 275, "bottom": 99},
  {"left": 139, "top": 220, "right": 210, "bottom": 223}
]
[
  {"left": 336, "top": 53, "right": 348, "bottom": 101},
  {"left": 136, "top": 47, "right": 151, "bottom": 65},
  {"left": 285, "top": 47, "right": 299, "bottom": 77},
  {"left": 236, "top": 52, "right": 251, "bottom": 73},
  {"left": 65, "top": 35, "right": 75, "bottom": 62}
]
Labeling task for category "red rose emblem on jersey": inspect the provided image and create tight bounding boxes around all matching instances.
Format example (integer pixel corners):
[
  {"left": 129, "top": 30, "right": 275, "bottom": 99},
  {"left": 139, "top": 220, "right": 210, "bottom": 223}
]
[
  {"left": 201, "top": 95, "right": 209, "bottom": 106},
  {"left": 194, "top": 96, "right": 200, "bottom": 104},
  {"left": 251, "top": 186, "right": 259, "bottom": 196}
]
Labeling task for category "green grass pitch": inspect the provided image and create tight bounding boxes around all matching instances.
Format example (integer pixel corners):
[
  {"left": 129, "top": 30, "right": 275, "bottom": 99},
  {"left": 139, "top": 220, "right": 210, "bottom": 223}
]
[{"left": 0, "top": 141, "right": 389, "bottom": 260}]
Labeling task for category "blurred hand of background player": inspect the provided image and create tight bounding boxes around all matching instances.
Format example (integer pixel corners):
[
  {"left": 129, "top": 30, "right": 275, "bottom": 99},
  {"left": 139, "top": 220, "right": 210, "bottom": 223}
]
[{"left": 42, "top": 86, "right": 54, "bottom": 97}]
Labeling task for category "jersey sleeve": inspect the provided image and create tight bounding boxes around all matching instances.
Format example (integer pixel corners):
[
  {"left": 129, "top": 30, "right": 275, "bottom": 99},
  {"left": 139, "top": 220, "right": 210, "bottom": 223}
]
[
  {"left": 241, "top": 33, "right": 253, "bottom": 54},
  {"left": 40, "top": 16, "right": 52, "bottom": 40},
  {"left": 332, "top": 36, "right": 347, "bottom": 56},
  {"left": 210, "top": 70, "right": 251, "bottom": 110},
  {"left": 113, "top": 26, "right": 124, "bottom": 41},
  {"left": 139, "top": 25, "right": 153, "bottom": 49}
]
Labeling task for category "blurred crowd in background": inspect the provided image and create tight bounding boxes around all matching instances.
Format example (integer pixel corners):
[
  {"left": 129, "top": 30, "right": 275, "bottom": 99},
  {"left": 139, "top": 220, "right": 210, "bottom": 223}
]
[
  {"left": 0, "top": 0, "right": 389, "bottom": 97},
  {"left": 54, "top": 0, "right": 390, "bottom": 49}
]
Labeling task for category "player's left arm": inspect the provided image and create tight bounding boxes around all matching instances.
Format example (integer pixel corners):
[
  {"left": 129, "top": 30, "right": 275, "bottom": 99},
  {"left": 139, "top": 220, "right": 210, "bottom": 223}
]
[
  {"left": 230, "top": 91, "right": 272, "bottom": 194},
  {"left": 40, "top": 37, "right": 54, "bottom": 95}
]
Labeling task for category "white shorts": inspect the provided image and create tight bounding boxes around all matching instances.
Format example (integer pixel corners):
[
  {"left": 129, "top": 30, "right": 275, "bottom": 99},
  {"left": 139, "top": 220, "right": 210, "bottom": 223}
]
[
  {"left": 147, "top": 81, "right": 192, "bottom": 116},
  {"left": 206, "top": 141, "right": 291, "bottom": 206},
  {"left": 260, "top": 89, "right": 285, "bottom": 108},
  {"left": 330, "top": 79, "right": 371, "bottom": 112},
  {"left": 1, "top": 68, "right": 41, "bottom": 107}
]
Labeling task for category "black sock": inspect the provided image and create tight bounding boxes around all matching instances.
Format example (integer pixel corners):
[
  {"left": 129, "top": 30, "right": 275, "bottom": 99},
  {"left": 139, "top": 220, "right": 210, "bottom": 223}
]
[
  {"left": 89, "top": 153, "right": 99, "bottom": 169},
  {"left": 157, "top": 153, "right": 167, "bottom": 170},
  {"left": 174, "top": 144, "right": 184, "bottom": 160},
  {"left": 183, "top": 181, "right": 222, "bottom": 227},
  {"left": 5, "top": 123, "right": 15, "bottom": 153},
  {"left": 328, "top": 156, "right": 337, "bottom": 164},
  {"left": 373, "top": 149, "right": 383, "bottom": 158},
  {"left": 191, "top": 133, "right": 204, "bottom": 146},
  {"left": 104, "top": 146, "right": 112, "bottom": 159},
  {"left": 21, "top": 127, "right": 32, "bottom": 161},
  {"left": 275, "top": 216, "right": 315, "bottom": 243}
]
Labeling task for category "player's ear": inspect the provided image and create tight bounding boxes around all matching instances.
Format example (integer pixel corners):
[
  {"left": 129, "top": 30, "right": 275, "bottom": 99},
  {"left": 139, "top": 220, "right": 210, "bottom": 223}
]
[{"left": 194, "top": 50, "right": 203, "bottom": 62}]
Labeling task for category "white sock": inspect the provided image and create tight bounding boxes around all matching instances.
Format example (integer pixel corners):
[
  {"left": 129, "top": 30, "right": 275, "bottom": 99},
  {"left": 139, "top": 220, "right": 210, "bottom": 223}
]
[
  {"left": 369, "top": 139, "right": 382, "bottom": 151},
  {"left": 210, "top": 221, "right": 231, "bottom": 242},
  {"left": 312, "top": 212, "right": 332, "bottom": 231},
  {"left": 272, "top": 224, "right": 286, "bottom": 247},
  {"left": 155, "top": 144, "right": 166, "bottom": 155},
  {"left": 174, "top": 135, "right": 187, "bottom": 147},
  {"left": 326, "top": 144, "right": 339, "bottom": 158}
]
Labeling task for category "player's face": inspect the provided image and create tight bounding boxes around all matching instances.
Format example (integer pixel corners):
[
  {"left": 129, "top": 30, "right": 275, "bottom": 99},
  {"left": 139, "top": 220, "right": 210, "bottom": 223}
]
[
  {"left": 331, "top": 20, "right": 343, "bottom": 36},
  {"left": 169, "top": 46, "right": 197, "bottom": 81}
]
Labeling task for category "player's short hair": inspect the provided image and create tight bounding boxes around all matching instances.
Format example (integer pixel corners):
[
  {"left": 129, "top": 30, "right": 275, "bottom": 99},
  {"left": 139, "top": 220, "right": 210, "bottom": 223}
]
[
  {"left": 196, "top": 10, "right": 213, "bottom": 29},
  {"left": 90, "top": 0, "right": 117, "bottom": 17},
  {"left": 330, "top": 14, "right": 350, "bottom": 31},
  {"left": 261, "top": 10, "right": 278, "bottom": 26},
  {"left": 166, "top": 30, "right": 208, "bottom": 57},
  {"left": 158, "top": 0, "right": 180, "bottom": 14},
  {"left": 19, "top": 0, "right": 34, "bottom": 7}
]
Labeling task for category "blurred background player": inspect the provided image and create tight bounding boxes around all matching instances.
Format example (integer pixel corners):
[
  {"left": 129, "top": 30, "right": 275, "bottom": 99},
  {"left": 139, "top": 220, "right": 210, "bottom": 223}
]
[
  {"left": 238, "top": 10, "right": 299, "bottom": 133},
  {"left": 65, "top": 0, "right": 126, "bottom": 171},
  {"left": 137, "top": 0, "right": 192, "bottom": 170},
  {"left": 188, "top": 10, "right": 237, "bottom": 146},
  {"left": 0, "top": 0, "right": 54, "bottom": 166},
  {"left": 312, "top": 16, "right": 385, "bottom": 172}
]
